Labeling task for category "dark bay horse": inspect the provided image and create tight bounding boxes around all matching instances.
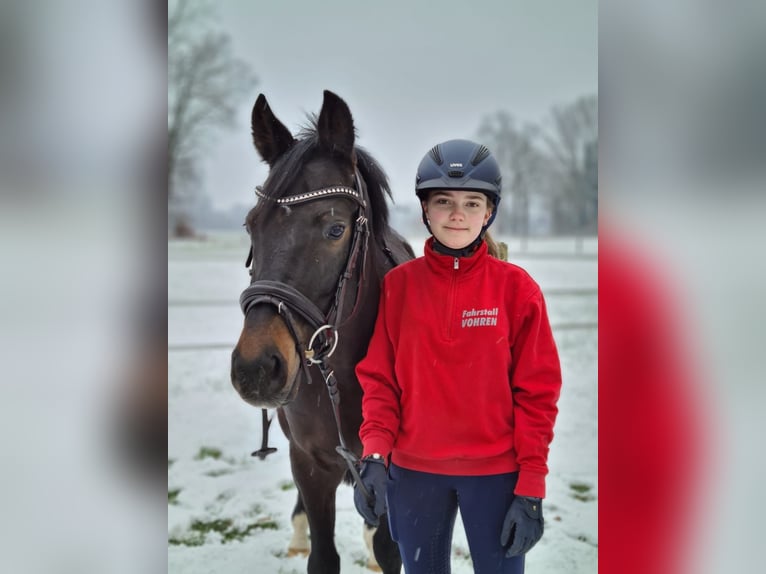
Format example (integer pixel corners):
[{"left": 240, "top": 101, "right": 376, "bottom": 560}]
[{"left": 231, "top": 90, "right": 413, "bottom": 574}]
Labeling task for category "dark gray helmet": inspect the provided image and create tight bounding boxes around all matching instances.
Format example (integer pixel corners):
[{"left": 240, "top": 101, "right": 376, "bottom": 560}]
[{"left": 415, "top": 139, "right": 502, "bottom": 229}]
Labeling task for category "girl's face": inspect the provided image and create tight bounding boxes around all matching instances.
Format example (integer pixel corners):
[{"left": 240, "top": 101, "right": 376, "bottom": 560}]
[{"left": 422, "top": 190, "right": 492, "bottom": 250}]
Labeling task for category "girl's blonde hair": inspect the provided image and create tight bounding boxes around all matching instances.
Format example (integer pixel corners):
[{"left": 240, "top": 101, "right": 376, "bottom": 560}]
[
  {"left": 484, "top": 230, "right": 501, "bottom": 259},
  {"left": 484, "top": 199, "right": 505, "bottom": 260}
]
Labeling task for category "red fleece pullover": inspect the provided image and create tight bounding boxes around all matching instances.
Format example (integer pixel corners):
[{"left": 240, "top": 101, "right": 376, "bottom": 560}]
[{"left": 357, "top": 238, "right": 561, "bottom": 498}]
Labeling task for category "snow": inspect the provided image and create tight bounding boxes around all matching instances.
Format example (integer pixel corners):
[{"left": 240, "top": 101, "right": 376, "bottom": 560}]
[{"left": 169, "top": 232, "right": 597, "bottom": 573}]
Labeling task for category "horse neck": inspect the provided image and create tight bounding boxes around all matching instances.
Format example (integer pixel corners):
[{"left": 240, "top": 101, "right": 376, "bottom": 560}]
[{"left": 329, "top": 235, "right": 386, "bottom": 368}]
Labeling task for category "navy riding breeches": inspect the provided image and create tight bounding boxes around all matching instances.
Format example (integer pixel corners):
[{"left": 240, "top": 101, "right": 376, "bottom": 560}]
[{"left": 385, "top": 464, "right": 525, "bottom": 574}]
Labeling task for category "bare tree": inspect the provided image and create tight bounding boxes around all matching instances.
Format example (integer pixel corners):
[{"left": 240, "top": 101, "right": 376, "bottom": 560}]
[
  {"left": 168, "top": 0, "right": 256, "bottom": 236},
  {"left": 540, "top": 95, "right": 598, "bottom": 245},
  {"left": 478, "top": 112, "right": 549, "bottom": 247}
]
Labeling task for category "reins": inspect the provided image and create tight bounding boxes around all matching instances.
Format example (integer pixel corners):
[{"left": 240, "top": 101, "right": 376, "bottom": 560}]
[{"left": 240, "top": 169, "right": 372, "bottom": 498}]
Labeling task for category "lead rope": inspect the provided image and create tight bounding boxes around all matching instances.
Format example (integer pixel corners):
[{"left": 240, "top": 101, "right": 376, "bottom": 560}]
[{"left": 315, "top": 360, "right": 371, "bottom": 501}]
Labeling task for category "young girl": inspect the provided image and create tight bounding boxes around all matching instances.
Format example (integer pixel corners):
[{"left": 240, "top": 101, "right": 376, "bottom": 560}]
[{"left": 354, "top": 139, "right": 562, "bottom": 573}]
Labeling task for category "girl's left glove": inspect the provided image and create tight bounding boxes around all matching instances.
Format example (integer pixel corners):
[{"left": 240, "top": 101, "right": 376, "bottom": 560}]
[
  {"left": 353, "top": 457, "right": 388, "bottom": 526},
  {"left": 500, "top": 495, "right": 544, "bottom": 557}
]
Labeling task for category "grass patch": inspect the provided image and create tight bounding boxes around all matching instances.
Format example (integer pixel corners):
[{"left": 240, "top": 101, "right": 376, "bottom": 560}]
[
  {"left": 169, "top": 517, "right": 280, "bottom": 546},
  {"left": 251, "top": 519, "right": 279, "bottom": 531},
  {"left": 279, "top": 480, "right": 296, "bottom": 491},
  {"left": 195, "top": 446, "right": 223, "bottom": 461},
  {"left": 169, "top": 533, "right": 204, "bottom": 547},
  {"left": 168, "top": 488, "right": 181, "bottom": 505},
  {"left": 569, "top": 481, "right": 596, "bottom": 502},
  {"left": 205, "top": 469, "right": 234, "bottom": 477},
  {"left": 569, "top": 482, "right": 592, "bottom": 494},
  {"left": 168, "top": 458, "right": 175, "bottom": 468},
  {"left": 572, "top": 493, "right": 596, "bottom": 502}
]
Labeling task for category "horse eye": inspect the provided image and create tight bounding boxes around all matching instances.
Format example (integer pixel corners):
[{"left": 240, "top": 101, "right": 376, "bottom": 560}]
[{"left": 326, "top": 223, "right": 346, "bottom": 240}]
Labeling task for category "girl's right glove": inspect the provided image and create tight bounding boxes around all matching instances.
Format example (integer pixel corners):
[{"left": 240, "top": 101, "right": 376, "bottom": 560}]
[{"left": 500, "top": 495, "right": 544, "bottom": 557}]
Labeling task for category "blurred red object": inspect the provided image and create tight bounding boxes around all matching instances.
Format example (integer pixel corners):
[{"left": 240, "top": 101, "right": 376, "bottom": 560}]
[{"left": 599, "top": 223, "right": 705, "bottom": 574}]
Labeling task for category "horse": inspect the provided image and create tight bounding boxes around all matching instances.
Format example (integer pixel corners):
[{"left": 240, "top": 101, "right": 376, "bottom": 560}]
[{"left": 231, "top": 90, "right": 414, "bottom": 574}]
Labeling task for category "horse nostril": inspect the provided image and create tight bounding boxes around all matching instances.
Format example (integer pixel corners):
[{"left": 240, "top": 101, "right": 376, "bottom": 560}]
[
  {"left": 267, "top": 354, "right": 284, "bottom": 393},
  {"left": 231, "top": 347, "right": 288, "bottom": 399},
  {"left": 271, "top": 354, "right": 281, "bottom": 373}
]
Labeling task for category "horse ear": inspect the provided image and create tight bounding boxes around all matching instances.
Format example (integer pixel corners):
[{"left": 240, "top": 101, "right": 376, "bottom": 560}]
[
  {"left": 251, "top": 94, "right": 295, "bottom": 166},
  {"left": 317, "top": 90, "right": 356, "bottom": 164}
]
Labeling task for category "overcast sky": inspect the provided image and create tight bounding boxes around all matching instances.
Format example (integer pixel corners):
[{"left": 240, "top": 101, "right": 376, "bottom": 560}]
[{"left": 206, "top": 0, "right": 597, "bottom": 211}]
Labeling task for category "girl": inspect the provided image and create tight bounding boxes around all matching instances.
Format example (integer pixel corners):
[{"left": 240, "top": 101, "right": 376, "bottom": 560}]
[{"left": 354, "top": 139, "right": 562, "bottom": 573}]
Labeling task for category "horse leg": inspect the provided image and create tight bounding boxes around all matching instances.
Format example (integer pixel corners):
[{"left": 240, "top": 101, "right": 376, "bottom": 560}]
[
  {"left": 362, "top": 522, "right": 381, "bottom": 571},
  {"left": 290, "top": 447, "right": 343, "bottom": 574},
  {"left": 287, "top": 493, "right": 310, "bottom": 557},
  {"left": 372, "top": 514, "right": 402, "bottom": 574}
]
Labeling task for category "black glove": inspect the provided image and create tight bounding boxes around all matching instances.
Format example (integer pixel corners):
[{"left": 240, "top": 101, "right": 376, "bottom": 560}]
[
  {"left": 353, "top": 457, "right": 388, "bottom": 526},
  {"left": 500, "top": 495, "right": 544, "bottom": 557}
]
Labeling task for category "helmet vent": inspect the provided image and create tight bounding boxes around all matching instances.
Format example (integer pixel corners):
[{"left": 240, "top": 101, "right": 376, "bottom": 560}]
[
  {"left": 448, "top": 170, "right": 464, "bottom": 178},
  {"left": 429, "top": 145, "right": 443, "bottom": 165},
  {"left": 471, "top": 145, "right": 490, "bottom": 165}
]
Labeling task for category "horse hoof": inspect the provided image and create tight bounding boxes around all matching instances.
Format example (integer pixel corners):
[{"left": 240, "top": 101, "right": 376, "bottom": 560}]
[
  {"left": 366, "top": 562, "right": 382, "bottom": 572},
  {"left": 286, "top": 547, "right": 309, "bottom": 558}
]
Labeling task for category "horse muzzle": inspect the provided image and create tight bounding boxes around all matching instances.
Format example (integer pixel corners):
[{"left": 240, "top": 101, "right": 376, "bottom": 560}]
[{"left": 230, "top": 346, "right": 300, "bottom": 408}]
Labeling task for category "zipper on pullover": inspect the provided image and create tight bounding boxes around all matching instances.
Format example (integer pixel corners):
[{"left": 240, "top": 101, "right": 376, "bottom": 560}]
[{"left": 446, "top": 258, "right": 459, "bottom": 339}]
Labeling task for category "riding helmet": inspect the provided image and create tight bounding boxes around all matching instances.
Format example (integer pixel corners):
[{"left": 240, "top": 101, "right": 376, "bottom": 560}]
[{"left": 415, "top": 139, "right": 502, "bottom": 229}]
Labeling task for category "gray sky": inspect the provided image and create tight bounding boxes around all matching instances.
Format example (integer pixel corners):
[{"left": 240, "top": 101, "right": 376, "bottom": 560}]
[{"left": 207, "top": 0, "right": 597, "bottom": 210}]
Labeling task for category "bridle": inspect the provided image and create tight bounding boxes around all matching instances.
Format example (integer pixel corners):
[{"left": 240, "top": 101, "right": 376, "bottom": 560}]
[
  {"left": 238, "top": 168, "right": 373, "bottom": 496},
  {"left": 240, "top": 169, "right": 370, "bottom": 377}
]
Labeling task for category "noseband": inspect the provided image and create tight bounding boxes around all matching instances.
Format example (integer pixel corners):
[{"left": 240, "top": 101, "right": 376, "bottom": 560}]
[{"left": 239, "top": 169, "right": 370, "bottom": 382}]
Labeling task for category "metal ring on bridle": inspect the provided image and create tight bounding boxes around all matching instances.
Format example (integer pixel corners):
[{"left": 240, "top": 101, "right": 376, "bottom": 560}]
[{"left": 306, "top": 324, "right": 338, "bottom": 364}]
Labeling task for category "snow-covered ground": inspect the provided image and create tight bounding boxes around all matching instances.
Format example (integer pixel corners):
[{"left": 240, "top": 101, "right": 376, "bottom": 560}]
[{"left": 168, "top": 232, "right": 597, "bottom": 573}]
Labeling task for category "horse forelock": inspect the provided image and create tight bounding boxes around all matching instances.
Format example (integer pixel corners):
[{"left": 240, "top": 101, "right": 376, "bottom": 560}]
[{"left": 251, "top": 122, "right": 392, "bottom": 239}]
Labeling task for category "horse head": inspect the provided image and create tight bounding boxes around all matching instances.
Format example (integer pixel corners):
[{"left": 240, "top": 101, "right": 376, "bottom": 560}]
[{"left": 231, "top": 90, "right": 371, "bottom": 408}]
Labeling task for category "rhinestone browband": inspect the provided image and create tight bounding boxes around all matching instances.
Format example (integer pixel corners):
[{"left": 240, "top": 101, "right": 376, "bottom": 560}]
[{"left": 254, "top": 185, "right": 365, "bottom": 207}]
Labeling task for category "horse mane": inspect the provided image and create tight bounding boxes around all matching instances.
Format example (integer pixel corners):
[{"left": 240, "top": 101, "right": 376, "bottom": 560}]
[{"left": 253, "top": 118, "right": 393, "bottom": 239}]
